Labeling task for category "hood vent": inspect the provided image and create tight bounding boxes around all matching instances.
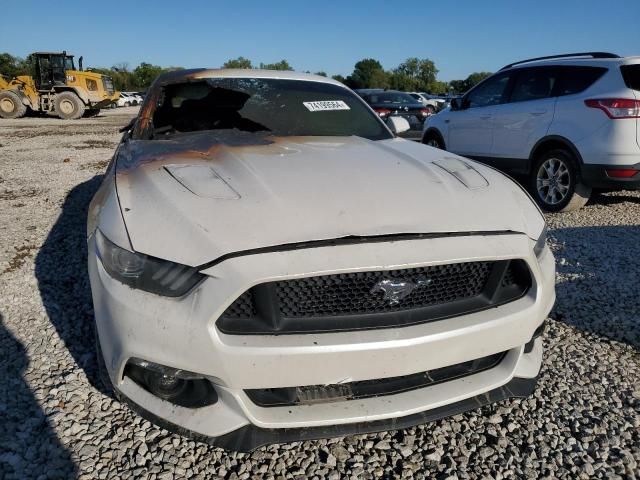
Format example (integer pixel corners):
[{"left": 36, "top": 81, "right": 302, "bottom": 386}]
[
  {"left": 164, "top": 164, "right": 240, "bottom": 199},
  {"left": 434, "top": 158, "right": 489, "bottom": 189}
]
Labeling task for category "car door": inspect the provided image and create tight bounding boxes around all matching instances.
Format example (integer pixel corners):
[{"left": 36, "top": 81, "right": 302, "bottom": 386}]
[
  {"left": 491, "top": 67, "right": 558, "bottom": 168},
  {"left": 447, "top": 72, "right": 512, "bottom": 156}
]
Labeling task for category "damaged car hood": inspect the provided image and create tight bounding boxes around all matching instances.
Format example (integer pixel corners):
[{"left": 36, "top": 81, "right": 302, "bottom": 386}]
[{"left": 114, "top": 133, "right": 544, "bottom": 266}]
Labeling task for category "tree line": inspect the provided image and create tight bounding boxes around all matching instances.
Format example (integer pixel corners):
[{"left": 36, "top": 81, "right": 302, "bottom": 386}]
[
  {"left": 1, "top": 52, "right": 491, "bottom": 94},
  {"left": 222, "top": 56, "right": 492, "bottom": 94}
]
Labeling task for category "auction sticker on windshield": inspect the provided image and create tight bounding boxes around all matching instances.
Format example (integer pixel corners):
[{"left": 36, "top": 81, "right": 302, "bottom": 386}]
[{"left": 303, "top": 100, "right": 351, "bottom": 112}]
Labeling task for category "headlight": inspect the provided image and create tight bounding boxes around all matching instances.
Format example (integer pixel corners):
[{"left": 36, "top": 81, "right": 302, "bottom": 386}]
[
  {"left": 95, "top": 230, "right": 204, "bottom": 297},
  {"left": 533, "top": 225, "right": 548, "bottom": 259}
]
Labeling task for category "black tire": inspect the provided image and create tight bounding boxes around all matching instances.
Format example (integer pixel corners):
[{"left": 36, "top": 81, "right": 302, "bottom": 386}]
[
  {"left": 529, "top": 149, "right": 591, "bottom": 212},
  {"left": 54, "top": 91, "right": 85, "bottom": 120},
  {"left": 0, "top": 90, "right": 27, "bottom": 119},
  {"left": 422, "top": 130, "right": 445, "bottom": 149}
]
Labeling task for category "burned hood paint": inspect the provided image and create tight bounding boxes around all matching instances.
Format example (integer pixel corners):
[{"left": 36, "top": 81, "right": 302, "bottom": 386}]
[{"left": 115, "top": 134, "right": 544, "bottom": 266}]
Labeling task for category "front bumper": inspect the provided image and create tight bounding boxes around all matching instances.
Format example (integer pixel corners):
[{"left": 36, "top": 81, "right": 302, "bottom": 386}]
[
  {"left": 118, "top": 368, "right": 540, "bottom": 451},
  {"left": 89, "top": 232, "right": 555, "bottom": 449}
]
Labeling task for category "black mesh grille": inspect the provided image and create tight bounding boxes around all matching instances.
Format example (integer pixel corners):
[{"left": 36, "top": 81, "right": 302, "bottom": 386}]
[
  {"left": 224, "top": 291, "right": 257, "bottom": 318},
  {"left": 275, "top": 262, "right": 491, "bottom": 317},
  {"left": 218, "top": 259, "right": 531, "bottom": 335},
  {"left": 501, "top": 267, "right": 515, "bottom": 287}
]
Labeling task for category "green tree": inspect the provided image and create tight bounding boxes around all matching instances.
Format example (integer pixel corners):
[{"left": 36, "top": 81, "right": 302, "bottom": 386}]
[
  {"left": 448, "top": 79, "right": 467, "bottom": 94},
  {"left": 465, "top": 71, "right": 492, "bottom": 89},
  {"left": 259, "top": 60, "right": 293, "bottom": 71},
  {"left": 223, "top": 56, "right": 253, "bottom": 69},
  {"left": 346, "top": 58, "right": 389, "bottom": 89},
  {"left": 449, "top": 72, "right": 493, "bottom": 94},
  {"left": 394, "top": 57, "right": 438, "bottom": 91},
  {"left": 132, "top": 62, "right": 165, "bottom": 89},
  {"left": 388, "top": 71, "right": 415, "bottom": 91},
  {"left": 426, "top": 80, "right": 449, "bottom": 95},
  {"left": 332, "top": 74, "right": 346, "bottom": 84},
  {"left": 314, "top": 71, "right": 327, "bottom": 77},
  {"left": 0, "top": 53, "right": 30, "bottom": 78}
]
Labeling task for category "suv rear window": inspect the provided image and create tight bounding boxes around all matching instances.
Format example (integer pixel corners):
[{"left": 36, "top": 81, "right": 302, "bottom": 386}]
[
  {"left": 621, "top": 65, "right": 640, "bottom": 91},
  {"left": 555, "top": 66, "right": 607, "bottom": 96}
]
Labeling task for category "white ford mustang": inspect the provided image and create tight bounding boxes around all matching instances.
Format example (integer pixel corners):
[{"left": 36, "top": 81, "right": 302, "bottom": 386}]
[{"left": 87, "top": 69, "right": 555, "bottom": 451}]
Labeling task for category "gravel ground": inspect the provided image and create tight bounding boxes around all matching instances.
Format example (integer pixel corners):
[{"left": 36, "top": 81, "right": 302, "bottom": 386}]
[{"left": 0, "top": 108, "right": 638, "bottom": 479}]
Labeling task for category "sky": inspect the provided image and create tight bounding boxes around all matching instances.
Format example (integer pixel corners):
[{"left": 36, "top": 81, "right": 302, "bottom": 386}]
[{"left": 2, "top": 0, "right": 639, "bottom": 81}]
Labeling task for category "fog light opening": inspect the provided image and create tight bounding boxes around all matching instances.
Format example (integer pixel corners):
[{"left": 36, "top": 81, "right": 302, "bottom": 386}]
[
  {"left": 144, "top": 371, "right": 188, "bottom": 400},
  {"left": 125, "top": 358, "right": 218, "bottom": 408}
]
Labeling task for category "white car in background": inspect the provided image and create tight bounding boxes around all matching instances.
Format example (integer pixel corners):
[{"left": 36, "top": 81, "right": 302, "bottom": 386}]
[
  {"left": 88, "top": 69, "right": 554, "bottom": 450},
  {"left": 408, "top": 92, "right": 441, "bottom": 114},
  {"left": 126, "top": 92, "right": 144, "bottom": 105},
  {"left": 117, "top": 93, "right": 135, "bottom": 107},
  {"left": 423, "top": 52, "right": 640, "bottom": 212}
]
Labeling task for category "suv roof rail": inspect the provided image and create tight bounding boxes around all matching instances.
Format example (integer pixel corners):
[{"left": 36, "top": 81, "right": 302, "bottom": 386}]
[{"left": 499, "top": 52, "right": 620, "bottom": 71}]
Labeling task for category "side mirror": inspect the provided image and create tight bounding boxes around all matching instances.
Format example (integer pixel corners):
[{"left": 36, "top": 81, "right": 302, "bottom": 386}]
[
  {"left": 450, "top": 98, "right": 462, "bottom": 111},
  {"left": 386, "top": 116, "right": 410, "bottom": 134}
]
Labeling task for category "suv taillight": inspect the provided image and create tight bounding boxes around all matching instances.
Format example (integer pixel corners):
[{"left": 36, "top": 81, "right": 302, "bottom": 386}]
[{"left": 584, "top": 98, "right": 640, "bottom": 118}]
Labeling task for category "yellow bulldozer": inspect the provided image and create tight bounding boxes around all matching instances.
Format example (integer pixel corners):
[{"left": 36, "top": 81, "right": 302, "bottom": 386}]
[{"left": 0, "top": 51, "right": 119, "bottom": 119}]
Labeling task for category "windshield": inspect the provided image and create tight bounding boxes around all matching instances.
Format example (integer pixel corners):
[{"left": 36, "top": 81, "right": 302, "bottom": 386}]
[
  {"left": 64, "top": 56, "right": 74, "bottom": 70},
  {"left": 151, "top": 78, "right": 391, "bottom": 140},
  {"left": 365, "top": 92, "right": 418, "bottom": 105}
]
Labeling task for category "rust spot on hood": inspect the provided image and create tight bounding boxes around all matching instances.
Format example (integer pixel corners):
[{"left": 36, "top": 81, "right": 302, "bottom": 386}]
[{"left": 115, "top": 132, "right": 340, "bottom": 177}]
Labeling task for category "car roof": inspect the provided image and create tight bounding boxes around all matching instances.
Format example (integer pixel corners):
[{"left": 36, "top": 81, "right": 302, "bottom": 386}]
[
  {"left": 503, "top": 55, "right": 640, "bottom": 71},
  {"left": 152, "top": 68, "right": 346, "bottom": 88}
]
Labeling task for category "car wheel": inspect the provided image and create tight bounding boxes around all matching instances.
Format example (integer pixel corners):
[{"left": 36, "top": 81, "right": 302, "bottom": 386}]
[
  {"left": 422, "top": 131, "right": 444, "bottom": 149},
  {"left": 529, "top": 149, "right": 591, "bottom": 212},
  {"left": 54, "top": 91, "right": 85, "bottom": 120},
  {"left": 0, "top": 90, "right": 27, "bottom": 119}
]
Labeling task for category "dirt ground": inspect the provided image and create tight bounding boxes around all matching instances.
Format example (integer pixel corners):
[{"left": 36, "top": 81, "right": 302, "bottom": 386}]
[{"left": 0, "top": 108, "right": 135, "bottom": 270}]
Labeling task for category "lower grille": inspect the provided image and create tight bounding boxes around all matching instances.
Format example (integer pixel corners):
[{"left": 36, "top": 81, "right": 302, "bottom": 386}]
[
  {"left": 246, "top": 351, "right": 506, "bottom": 407},
  {"left": 218, "top": 259, "right": 531, "bottom": 335}
]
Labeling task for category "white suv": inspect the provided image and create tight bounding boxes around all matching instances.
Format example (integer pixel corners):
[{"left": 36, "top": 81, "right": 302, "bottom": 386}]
[{"left": 423, "top": 52, "right": 640, "bottom": 211}]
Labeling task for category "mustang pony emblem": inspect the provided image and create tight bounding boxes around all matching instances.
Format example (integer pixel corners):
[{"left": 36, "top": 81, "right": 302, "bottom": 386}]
[{"left": 370, "top": 276, "right": 432, "bottom": 306}]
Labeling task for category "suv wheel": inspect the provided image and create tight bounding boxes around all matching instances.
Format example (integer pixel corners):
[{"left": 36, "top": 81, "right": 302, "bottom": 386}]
[
  {"left": 529, "top": 149, "right": 591, "bottom": 212},
  {"left": 422, "top": 131, "right": 444, "bottom": 149}
]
